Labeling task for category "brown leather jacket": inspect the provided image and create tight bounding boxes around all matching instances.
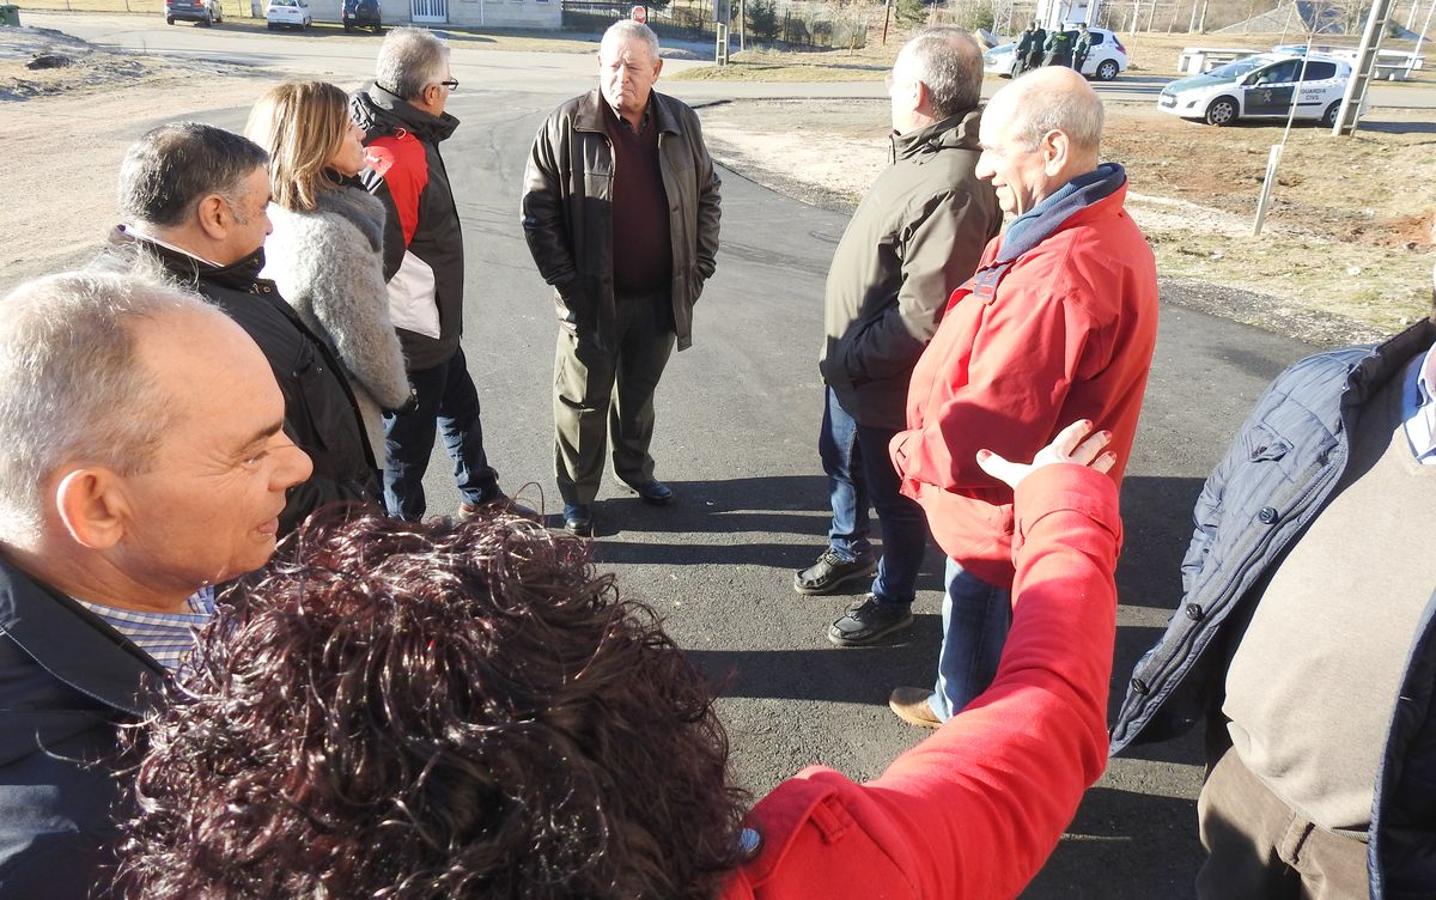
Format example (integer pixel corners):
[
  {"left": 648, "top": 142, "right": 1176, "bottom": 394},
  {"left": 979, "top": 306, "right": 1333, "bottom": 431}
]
[{"left": 521, "top": 88, "right": 722, "bottom": 351}]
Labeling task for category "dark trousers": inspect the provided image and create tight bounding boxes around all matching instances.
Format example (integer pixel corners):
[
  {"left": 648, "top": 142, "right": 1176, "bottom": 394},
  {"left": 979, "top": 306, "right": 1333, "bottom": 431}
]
[
  {"left": 1197, "top": 746, "right": 1370, "bottom": 899},
  {"left": 553, "top": 293, "right": 675, "bottom": 506},
  {"left": 382, "top": 346, "right": 498, "bottom": 520},
  {"left": 1072, "top": 50, "right": 1089, "bottom": 72},
  {"left": 818, "top": 386, "right": 930, "bottom": 607}
]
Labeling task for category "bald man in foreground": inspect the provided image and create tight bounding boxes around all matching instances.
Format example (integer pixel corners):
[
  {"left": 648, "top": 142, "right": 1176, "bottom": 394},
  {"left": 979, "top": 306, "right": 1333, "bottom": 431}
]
[{"left": 887, "top": 67, "right": 1160, "bottom": 727}]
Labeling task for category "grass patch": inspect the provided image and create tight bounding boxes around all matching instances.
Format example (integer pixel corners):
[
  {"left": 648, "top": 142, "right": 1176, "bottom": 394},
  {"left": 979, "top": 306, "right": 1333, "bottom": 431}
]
[{"left": 671, "top": 60, "right": 888, "bottom": 81}]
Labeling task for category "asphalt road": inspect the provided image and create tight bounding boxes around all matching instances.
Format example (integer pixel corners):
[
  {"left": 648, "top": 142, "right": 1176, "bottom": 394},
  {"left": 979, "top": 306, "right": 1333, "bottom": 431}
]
[{"left": 23, "top": 14, "right": 1330, "bottom": 895}]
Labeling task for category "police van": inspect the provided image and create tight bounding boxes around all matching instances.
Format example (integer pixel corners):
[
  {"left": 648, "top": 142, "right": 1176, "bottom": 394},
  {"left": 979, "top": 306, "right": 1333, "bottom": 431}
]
[{"left": 1157, "top": 51, "right": 1355, "bottom": 127}]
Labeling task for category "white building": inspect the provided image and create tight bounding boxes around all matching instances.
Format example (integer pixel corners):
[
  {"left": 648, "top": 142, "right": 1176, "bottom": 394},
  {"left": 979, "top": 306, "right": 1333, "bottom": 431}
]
[
  {"left": 305, "top": 0, "right": 561, "bottom": 30},
  {"left": 1033, "top": 0, "right": 1101, "bottom": 28}
]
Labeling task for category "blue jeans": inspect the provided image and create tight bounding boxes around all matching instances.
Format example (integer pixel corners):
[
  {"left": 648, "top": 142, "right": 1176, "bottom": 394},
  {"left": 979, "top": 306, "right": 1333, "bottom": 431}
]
[
  {"left": 930, "top": 558, "right": 1012, "bottom": 721},
  {"left": 817, "top": 386, "right": 929, "bottom": 607},
  {"left": 383, "top": 346, "right": 499, "bottom": 520}
]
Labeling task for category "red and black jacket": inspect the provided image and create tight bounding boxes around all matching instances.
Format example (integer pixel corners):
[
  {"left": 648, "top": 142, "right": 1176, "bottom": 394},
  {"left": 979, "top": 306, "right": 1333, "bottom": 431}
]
[{"left": 352, "top": 85, "right": 466, "bottom": 374}]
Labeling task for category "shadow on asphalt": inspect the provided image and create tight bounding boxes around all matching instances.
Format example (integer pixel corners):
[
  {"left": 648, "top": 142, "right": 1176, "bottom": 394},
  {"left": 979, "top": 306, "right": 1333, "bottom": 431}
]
[
  {"left": 689, "top": 614, "right": 941, "bottom": 705},
  {"left": 1357, "top": 118, "right": 1436, "bottom": 135},
  {"left": 1114, "top": 475, "right": 1206, "bottom": 610},
  {"left": 1023, "top": 786, "right": 1203, "bottom": 899}
]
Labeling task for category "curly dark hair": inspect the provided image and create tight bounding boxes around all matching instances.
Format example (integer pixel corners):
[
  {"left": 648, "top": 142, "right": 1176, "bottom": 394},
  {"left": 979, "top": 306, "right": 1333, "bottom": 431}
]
[{"left": 119, "top": 511, "right": 746, "bottom": 899}]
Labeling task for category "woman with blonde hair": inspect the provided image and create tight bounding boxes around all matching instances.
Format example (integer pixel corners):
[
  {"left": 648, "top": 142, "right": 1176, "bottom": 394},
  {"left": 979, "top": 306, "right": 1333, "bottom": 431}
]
[{"left": 246, "top": 80, "right": 410, "bottom": 463}]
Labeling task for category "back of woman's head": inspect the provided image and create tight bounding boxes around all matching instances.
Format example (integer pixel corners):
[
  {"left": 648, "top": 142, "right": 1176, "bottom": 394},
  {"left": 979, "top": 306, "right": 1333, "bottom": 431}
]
[
  {"left": 245, "top": 80, "right": 351, "bottom": 211},
  {"left": 120, "top": 511, "right": 746, "bottom": 899}
]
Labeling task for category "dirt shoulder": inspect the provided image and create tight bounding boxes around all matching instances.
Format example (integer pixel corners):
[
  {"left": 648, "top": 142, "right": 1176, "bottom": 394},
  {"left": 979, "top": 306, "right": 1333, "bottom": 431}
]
[
  {"left": 697, "top": 97, "right": 1434, "bottom": 345},
  {"left": 1, "top": 27, "right": 310, "bottom": 286}
]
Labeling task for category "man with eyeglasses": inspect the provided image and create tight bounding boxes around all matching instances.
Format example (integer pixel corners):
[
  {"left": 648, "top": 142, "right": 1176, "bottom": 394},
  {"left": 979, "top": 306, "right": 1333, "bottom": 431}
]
[
  {"left": 522, "top": 20, "right": 722, "bottom": 536},
  {"left": 104, "top": 122, "right": 380, "bottom": 534},
  {"left": 353, "top": 28, "right": 519, "bottom": 521}
]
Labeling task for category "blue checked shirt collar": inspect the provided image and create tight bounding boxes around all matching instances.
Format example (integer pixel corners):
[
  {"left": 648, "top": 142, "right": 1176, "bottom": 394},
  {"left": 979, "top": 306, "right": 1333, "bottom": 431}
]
[{"left": 74, "top": 587, "right": 216, "bottom": 672}]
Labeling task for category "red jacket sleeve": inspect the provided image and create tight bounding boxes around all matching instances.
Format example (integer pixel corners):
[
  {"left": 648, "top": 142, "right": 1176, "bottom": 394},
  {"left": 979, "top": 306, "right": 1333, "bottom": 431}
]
[
  {"left": 892, "top": 290, "right": 1102, "bottom": 494},
  {"left": 732, "top": 465, "right": 1120, "bottom": 900},
  {"left": 366, "top": 133, "right": 427, "bottom": 248}
]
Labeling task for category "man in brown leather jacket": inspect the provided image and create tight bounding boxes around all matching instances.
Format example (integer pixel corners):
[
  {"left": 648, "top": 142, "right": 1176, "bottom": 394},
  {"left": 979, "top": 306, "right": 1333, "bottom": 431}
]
[{"left": 521, "top": 20, "right": 721, "bottom": 536}]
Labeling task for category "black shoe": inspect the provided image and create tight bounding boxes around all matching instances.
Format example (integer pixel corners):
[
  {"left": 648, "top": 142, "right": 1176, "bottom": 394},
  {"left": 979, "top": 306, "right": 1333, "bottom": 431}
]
[
  {"left": 563, "top": 503, "right": 593, "bottom": 536},
  {"left": 623, "top": 479, "right": 673, "bottom": 505},
  {"left": 793, "top": 549, "right": 877, "bottom": 595},
  {"left": 827, "top": 595, "right": 915, "bottom": 647}
]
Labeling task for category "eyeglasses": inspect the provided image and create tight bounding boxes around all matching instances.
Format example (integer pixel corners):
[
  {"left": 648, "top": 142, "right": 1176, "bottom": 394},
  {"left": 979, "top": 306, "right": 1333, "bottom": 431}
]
[{"left": 437, "top": 78, "right": 459, "bottom": 92}]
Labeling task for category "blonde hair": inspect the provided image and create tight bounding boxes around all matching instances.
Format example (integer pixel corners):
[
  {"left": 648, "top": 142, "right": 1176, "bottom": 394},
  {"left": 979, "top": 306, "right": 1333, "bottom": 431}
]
[{"left": 245, "top": 81, "right": 352, "bottom": 212}]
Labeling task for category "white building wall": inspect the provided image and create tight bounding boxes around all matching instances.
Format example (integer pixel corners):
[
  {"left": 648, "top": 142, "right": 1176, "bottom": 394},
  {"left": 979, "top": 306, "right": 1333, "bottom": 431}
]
[{"left": 312, "top": 0, "right": 561, "bottom": 29}]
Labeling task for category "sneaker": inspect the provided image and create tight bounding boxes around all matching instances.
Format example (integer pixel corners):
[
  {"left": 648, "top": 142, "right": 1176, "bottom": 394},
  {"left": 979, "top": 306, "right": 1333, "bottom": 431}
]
[
  {"left": 827, "top": 595, "right": 914, "bottom": 647},
  {"left": 888, "top": 686, "right": 941, "bottom": 729},
  {"left": 793, "top": 549, "right": 877, "bottom": 595}
]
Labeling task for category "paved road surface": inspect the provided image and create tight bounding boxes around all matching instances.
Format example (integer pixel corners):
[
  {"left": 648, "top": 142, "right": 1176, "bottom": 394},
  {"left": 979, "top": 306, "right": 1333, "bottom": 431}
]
[{"left": 24, "top": 15, "right": 1332, "bottom": 895}]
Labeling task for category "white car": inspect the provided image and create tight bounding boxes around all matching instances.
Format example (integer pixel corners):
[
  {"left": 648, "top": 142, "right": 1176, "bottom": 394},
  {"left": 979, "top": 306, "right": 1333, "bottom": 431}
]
[
  {"left": 983, "top": 26, "right": 1128, "bottom": 81},
  {"left": 1157, "top": 52, "right": 1354, "bottom": 126},
  {"left": 266, "top": 0, "right": 312, "bottom": 30}
]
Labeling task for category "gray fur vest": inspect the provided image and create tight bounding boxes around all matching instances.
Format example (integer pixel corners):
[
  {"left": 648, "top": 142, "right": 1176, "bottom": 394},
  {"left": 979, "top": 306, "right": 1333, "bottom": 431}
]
[{"left": 263, "top": 185, "right": 410, "bottom": 460}]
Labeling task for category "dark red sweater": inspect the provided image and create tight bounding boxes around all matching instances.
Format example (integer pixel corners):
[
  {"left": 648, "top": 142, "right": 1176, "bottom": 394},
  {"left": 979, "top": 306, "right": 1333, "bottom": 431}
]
[{"left": 604, "top": 101, "right": 672, "bottom": 298}]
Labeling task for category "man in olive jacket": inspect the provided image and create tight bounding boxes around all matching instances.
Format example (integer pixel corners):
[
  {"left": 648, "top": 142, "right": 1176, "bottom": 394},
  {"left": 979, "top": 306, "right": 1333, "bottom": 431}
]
[
  {"left": 521, "top": 20, "right": 721, "bottom": 536},
  {"left": 801, "top": 28, "right": 1002, "bottom": 647}
]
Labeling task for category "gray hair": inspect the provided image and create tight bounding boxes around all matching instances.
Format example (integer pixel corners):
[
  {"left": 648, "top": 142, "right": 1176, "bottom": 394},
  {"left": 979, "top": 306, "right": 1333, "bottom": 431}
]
[
  {"left": 1010, "top": 72, "right": 1105, "bottom": 154},
  {"left": 600, "top": 20, "right": 660, "bottom": 60},
  {"left": 898, "top": 27, "right": 983, "bottom": 118},
  {"left": 0, "top": 272, "right": 209, "bottom": 541},
  {"left": 118, "top": 123, "right": 269, "bottom": 228},
  {"left": 375, "top": 27, "right": 451, "bottom": 101}
]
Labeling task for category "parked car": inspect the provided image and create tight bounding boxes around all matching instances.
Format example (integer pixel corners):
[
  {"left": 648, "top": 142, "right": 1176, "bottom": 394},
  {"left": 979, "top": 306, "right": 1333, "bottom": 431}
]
[
  {"left": 266, "top": 0, "right": 312, "bottom": 30},
  {"left": 1157, "top": 51, "right": 1355, "bottom": 126},
  {"left": 165, "top": 0, "right": 222, "bottom": 26},
  {"left": 982, "top": 25, "right": 1128, "bottom": 81},
  {"left": 343, "top": 0, "right": 382, "bottom": 31}
]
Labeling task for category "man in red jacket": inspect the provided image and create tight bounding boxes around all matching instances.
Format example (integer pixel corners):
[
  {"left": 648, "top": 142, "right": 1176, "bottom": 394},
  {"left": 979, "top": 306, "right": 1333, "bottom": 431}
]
[{"left": 887, "top": 65, "right": 1159, "bottom": 727}]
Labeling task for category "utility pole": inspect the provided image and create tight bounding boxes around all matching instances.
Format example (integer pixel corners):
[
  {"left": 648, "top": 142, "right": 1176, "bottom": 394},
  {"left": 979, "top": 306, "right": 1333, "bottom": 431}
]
[
  {"left": 1254, "top": 34, "right": 1315, "bottom": 235},
  {"left": 1408, "top": 0, "right": 1435, "bottom": 79},
  {"left": 1333, "top": 0, "right": 1396, "bottom": 135}
]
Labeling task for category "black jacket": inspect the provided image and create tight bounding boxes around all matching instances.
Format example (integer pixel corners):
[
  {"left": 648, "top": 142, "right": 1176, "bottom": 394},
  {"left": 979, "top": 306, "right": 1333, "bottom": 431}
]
[
  {"left": 101, "top": 231, "right": 381, "bottom": 534},
  {"left": 352, "top": 86, "right": 465, "bottom": 373},
  {"left": 818, "top": 110, "right": 1001, "bottom": 430},
  {"left": 0, "top": 556, "right": 163, "bottom": 899}
]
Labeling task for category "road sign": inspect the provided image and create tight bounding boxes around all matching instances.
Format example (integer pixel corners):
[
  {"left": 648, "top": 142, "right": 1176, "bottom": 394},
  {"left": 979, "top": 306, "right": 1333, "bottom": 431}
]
[{"left": 631, "top": 4, "right": 646, "bottom": 22}]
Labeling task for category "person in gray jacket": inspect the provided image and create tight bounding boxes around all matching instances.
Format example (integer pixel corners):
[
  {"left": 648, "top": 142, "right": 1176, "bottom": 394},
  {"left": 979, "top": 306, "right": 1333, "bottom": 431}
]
[
  {"left": 247, "top": 80, "right": 412, "bottom": 461},
  {"left": 798, "top": 28, "right": 1002, "bottom": 647},
  {"left": 521, "top": 20, "right": 721, "bottom": 537},
  {"left": 1112, "top": 249, "right": 1436, "bottom": 898}
]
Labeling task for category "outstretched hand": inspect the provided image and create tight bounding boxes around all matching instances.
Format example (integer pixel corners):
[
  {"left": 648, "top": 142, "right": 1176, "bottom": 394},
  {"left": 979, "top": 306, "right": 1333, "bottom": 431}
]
[{"left": 976, "top": 420, "right": 1116, "bottom": 491}]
